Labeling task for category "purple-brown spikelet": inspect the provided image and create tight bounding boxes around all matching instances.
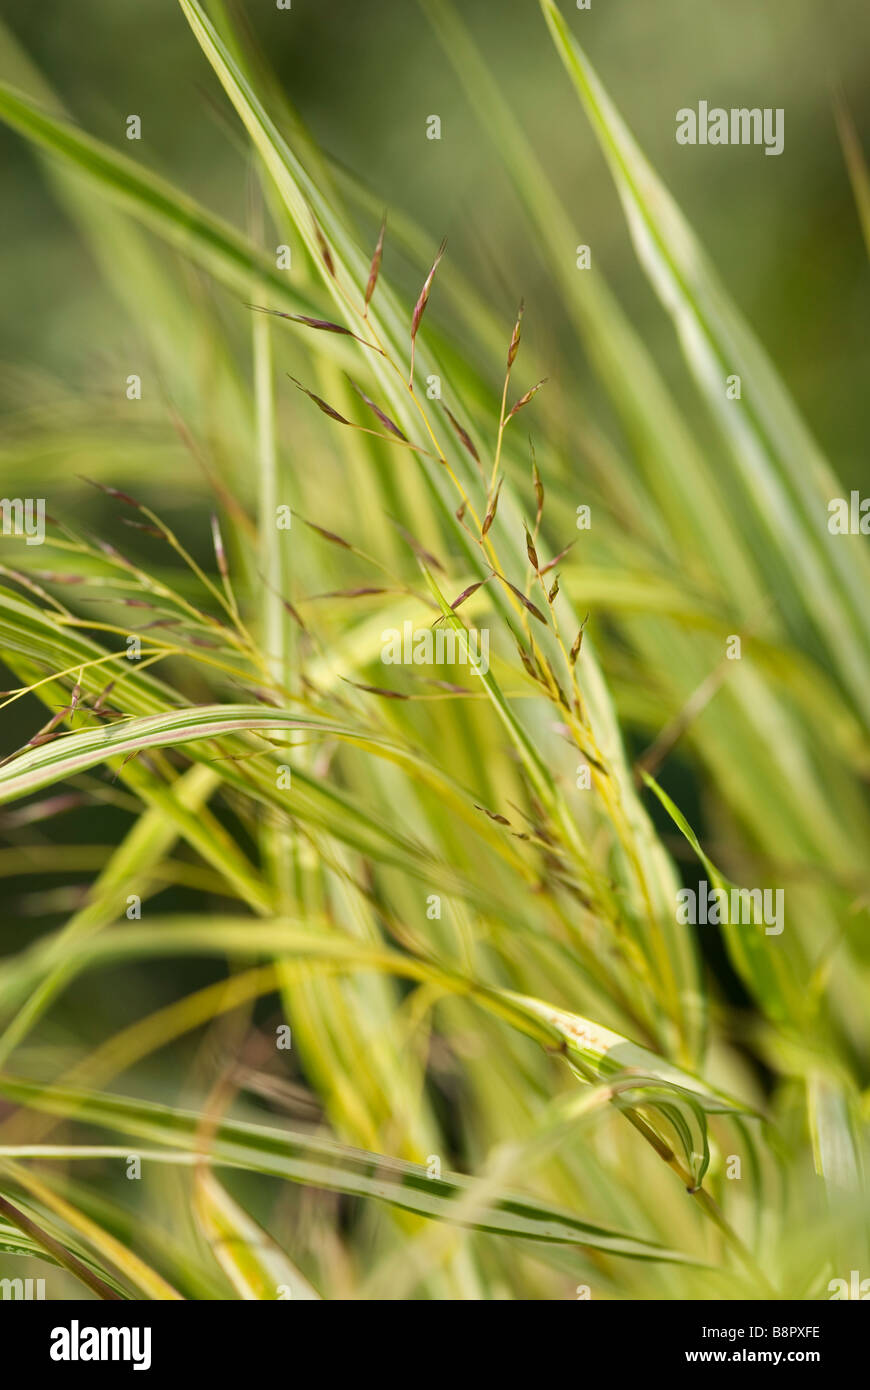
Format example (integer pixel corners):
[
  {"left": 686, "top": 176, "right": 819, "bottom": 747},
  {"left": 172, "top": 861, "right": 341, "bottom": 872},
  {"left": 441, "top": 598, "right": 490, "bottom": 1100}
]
[
  {"left": 288, "top": 375, "right": 352, "bottom": 425},
  {"left": 346, "top": 377, "right": 408, "bottom": 440},
  {"left": 248, "top": 306, "right": 377, "bottom": 350},
  {"left": 297, "top": 515, "right": 353, "bottom": 550},
  {"left": 524, "top": 524, "right": 540, "bottom": 572},
  {"left": 79, "top": 476, "right": 142, "bottom": 509},
  {"left": 570, "top": 612, "right": 589, "bottom": 665},
  {"left": 497, "top": 572, "right": 547, "bottom": 624},
  {"left": 512, "top": 632, "right": 540, "bottom": 683},
  {"left": 121, "top": 519, "right": 163, "bottom": 538},
  {"left": 277, "top": 595, "right": 306, "bottom": 630},
  {"left": 531, "top": 443, "right": 544, "bottom": 529},
  {"left": 92, "top": 680, "right": 116, "bottom": 714},
  {"left": 259, "top": 570, "right": 307, "bottom": 631},
  {"left": 543, "top": 655, "right": 569, "bottom": 708},
  {"left": 539, "top": 539, "right": 576, "bottom": 575},
  {"left": 409, "top": 236, "right": 447, "bottom": 385},
  {"left": 345, "top": 680, "right": 409, "bottom": 701},
  {"left": 443, "top": 406, "right": 480, "bottom": 464},
  {"left": 481, "top": 479, "right": 503, "bottom": 537},
  {"left": 386, "top": 517, "right": 445, "bottom": 572},
  {"left": 507, "top": 299, "right": 525, "bottom": 368},
  {"left": 365, "top": 213, "right": 387, "bottom": 311},
  {"left": 450, "top": 577, "right": 490, "bottom": 611},
  {"left": 313, "top": 587, "right": 389, "bottom": 600},
  {"left": 311, "top": 215, "right": 336, "bottom": 278},
  {"left": 506, "top": 378, "right": 547, "bottom": 423}
]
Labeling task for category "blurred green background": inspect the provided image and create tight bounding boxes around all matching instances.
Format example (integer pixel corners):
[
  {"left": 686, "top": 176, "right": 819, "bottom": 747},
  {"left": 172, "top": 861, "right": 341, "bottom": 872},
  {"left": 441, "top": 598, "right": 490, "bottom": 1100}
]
[
  {"left": 1, "top": 0, "right": 868, "bottom": 474},
  {"left": 0, "top": 0, "right": 868, "bottom": 1301}
]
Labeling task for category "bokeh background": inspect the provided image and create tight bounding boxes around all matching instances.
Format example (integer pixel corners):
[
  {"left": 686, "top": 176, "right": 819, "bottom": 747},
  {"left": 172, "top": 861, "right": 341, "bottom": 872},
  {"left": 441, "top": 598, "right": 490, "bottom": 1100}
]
[
  {"left": 0, "top": 0, "right": 868, "bottom": 1300},
  {"left": 2, "top": 0, "right": 869, "bottom": 469}
]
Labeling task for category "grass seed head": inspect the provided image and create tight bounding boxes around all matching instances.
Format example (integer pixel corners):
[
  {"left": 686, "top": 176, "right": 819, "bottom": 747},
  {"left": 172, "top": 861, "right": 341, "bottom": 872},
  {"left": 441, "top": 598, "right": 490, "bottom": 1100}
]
[
  {"left": 443, "top": 405, "right": 480, "bottom": 463},
  {"left": 507, "top": 298, "right": 525, "bottom": 368},
  {"left": 506, "top": 377, "right": 547, "bottom": 423},
  {"left": 409, "top": 236, "right": 447, "bottom": 383},
  {"left": 365, "top": 213, "right": 387, "bottom": 309}
]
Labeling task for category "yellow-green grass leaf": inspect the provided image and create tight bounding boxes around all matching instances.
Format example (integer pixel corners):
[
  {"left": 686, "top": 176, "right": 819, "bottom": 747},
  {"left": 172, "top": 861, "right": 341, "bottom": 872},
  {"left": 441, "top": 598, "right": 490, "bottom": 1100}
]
[
  {"left": 194, "top": 1171, "right": 320, "bottom": 1300},
  {"left": 641, "top": 769, "right": 802, "bottom": 1027},
  {"left": 0, "top": 1078, "right": 706, "bottom": 1265},
  {"left": 540, "top": 0, "right": 870, "bottom": 726}
]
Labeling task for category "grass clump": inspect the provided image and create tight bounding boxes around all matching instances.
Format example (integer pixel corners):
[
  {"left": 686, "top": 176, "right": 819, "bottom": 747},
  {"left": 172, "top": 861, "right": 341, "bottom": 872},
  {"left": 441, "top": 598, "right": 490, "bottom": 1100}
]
[{"left": 0, "top": 0, "right": 866, "bottom": 1300}]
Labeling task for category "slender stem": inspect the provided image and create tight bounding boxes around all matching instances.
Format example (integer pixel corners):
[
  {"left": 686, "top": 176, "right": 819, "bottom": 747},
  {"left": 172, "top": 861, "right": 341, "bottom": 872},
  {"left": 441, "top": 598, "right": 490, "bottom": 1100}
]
[
  {"left": 0, "top": 1190, "right": 123, "bottom": 1300},
  {"left": 255, "top": 306, "right": 285, "bottom": 690}
]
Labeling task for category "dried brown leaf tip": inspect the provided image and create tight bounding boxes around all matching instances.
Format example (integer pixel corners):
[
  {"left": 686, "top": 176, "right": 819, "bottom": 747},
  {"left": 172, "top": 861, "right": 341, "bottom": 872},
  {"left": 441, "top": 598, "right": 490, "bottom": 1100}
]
[
  {"left": 288, "top": 375, "right": 351, "bottom": 425},
  {"left": 365, "top": 213, "right": 386, "bottom": 312},
  {"left": 507, "top": 299, "right": 524, "bottom": 369},
  {"left": 505, "top": 378, "right": 547, "bottom": 424},
  {"left": 346, "top": 377, "right": 407, "bottom": 440},
  {"left": 481, "top": 479, "right": 503, "bottom": 537},
  {"left": 570, "top": 612, "right": 589, "bottom": 666},
  {"left": 409, "top": 236, "right": 447, "bottom": 385},
  {"left": 443, "top": 406, "right": 480, "bottom": 464}
]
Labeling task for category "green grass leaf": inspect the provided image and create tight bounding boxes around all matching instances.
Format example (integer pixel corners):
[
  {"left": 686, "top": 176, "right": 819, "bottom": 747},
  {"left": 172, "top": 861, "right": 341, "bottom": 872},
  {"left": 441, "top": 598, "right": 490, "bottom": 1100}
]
[
  {"left": 539, "top": 0, "right": 870, "bottom": 726},
  {"left": 0, "top": 1077, "right": 706, "bottom": 1265}
]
